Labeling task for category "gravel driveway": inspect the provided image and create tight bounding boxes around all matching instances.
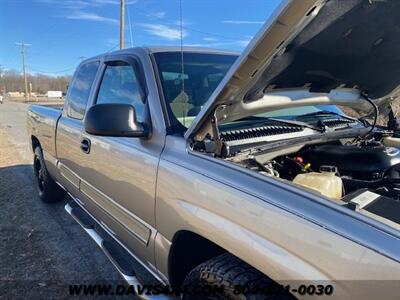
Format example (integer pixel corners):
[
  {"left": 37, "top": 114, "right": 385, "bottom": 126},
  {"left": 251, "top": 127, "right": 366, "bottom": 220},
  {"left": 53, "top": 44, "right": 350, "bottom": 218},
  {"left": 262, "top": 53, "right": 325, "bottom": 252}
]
[{"left": 0, "top": 101, "right": 123, "bottom": 299}]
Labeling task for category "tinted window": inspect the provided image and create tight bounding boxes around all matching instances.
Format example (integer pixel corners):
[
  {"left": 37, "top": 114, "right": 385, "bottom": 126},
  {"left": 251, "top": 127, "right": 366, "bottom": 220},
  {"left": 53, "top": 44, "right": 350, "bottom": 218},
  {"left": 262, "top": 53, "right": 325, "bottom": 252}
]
[
  {"left": 66, "top": 61, "right": 99, "bottom": 119},
  {"left": 154, "top": 52, "right": 237, "bottom": 131},
  {"left": 96, "top": 62, "right": 145, "bottom": 122}
]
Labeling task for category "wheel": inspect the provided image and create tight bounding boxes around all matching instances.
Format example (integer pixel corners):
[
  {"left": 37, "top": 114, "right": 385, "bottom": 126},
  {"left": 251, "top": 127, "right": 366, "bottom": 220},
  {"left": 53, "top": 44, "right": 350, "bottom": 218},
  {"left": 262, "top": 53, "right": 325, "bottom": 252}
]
[
  {"left": 33, "top": 147, "right": 66, "bottom": 202},
  {"left": 182, "top": 253, "right": 295, "bottom": 300}
]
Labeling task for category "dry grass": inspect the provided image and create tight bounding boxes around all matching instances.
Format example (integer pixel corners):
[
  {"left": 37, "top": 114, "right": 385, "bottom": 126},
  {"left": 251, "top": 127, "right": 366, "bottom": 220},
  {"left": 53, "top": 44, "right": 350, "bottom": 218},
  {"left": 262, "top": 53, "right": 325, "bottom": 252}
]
[
  {"left": 7, "top": 96, "right": 64, "bottom": 105},
  {"left": 0, "top": 129, "right": 23, "bottom": 167}
]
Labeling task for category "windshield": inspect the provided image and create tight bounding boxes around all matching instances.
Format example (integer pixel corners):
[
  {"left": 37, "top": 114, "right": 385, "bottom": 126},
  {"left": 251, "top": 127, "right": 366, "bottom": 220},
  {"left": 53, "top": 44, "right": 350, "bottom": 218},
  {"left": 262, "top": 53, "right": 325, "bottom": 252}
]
[
  {"left": 154, "top": 52, "right": 349, "bottom": 134},
  {"left": 153, "top": 52, "right": 238, "bottom": 132},
  {"left": 252, "top": 105, "right": 345, "bottom": 120}
]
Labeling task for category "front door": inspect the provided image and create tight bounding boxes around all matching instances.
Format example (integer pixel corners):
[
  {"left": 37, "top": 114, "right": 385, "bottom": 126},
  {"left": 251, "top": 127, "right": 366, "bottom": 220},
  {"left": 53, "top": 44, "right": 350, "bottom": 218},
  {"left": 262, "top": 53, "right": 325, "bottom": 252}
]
[
  {"left": 77, "top": 55, "right": 163, "bottom": 270},
  {"left": 57, "top": 60, "right": 100, "bottom": 198}
]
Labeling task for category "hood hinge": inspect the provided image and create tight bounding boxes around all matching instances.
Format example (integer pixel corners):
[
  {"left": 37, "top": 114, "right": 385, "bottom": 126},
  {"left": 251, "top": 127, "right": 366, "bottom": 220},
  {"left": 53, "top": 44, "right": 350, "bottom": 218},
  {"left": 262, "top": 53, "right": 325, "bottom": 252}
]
[
  {"left": 209, "top": 105, "right": 229, "bottom": 157},
  {"left": 210, "top": 116, "right": 223, "bottom": 157}
]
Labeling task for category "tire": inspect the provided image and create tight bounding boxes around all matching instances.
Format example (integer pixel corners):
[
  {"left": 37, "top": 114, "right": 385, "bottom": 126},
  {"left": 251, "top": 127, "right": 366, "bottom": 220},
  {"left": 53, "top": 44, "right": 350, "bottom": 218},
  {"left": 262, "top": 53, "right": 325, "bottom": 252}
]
[
  {"left": 33, "top": 147, "right": 66, "bottom": 202},
  {"left": 182, "top": 253, "right": 295, "bottom": 300}
]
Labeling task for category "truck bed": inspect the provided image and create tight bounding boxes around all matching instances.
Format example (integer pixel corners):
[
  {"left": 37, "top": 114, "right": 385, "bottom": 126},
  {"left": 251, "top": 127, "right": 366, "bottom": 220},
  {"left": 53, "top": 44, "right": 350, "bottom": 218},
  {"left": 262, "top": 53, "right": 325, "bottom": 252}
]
[{"left": 27, "top": 105, "right": 62, "bottom": 158}]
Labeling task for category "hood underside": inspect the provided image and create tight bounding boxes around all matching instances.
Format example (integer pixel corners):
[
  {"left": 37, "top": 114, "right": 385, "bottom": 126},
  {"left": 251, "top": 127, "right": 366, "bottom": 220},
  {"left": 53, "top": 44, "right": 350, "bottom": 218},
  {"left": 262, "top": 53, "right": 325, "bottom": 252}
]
[{"left": 186, "top": 0, "right": 400, "bottom": 141}]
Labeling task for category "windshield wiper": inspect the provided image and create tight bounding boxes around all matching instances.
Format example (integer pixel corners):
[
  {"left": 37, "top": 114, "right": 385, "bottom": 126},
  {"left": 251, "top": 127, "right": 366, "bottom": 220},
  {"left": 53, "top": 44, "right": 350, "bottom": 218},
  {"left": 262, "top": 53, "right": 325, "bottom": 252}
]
[{"left": 268, "top": 118, "right": 325, "bottom": 132}]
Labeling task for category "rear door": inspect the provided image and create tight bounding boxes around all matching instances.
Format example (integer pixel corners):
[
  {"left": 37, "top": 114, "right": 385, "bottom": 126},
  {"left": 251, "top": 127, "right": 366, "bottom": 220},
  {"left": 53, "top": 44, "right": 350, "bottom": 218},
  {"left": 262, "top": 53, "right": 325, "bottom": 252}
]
[
  {"left": 56, "top": 60, "right": 100, "bottom": 197},
  {"left": 77, "top": 54, "right": 165, "bottom": 269}
]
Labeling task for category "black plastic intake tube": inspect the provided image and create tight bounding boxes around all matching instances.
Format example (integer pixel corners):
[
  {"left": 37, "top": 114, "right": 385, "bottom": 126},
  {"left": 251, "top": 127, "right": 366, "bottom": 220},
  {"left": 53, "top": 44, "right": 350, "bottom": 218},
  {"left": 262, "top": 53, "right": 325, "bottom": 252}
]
[{"left": 342, "top": 175, "right": 400, "bottom": 195}]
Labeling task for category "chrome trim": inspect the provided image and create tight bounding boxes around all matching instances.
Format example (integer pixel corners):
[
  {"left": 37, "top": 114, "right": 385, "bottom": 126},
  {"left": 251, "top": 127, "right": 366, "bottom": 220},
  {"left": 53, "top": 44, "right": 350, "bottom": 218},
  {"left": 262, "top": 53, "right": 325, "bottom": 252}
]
[{"left": 57, "top": 162, "right": 80, "bottom": 189}]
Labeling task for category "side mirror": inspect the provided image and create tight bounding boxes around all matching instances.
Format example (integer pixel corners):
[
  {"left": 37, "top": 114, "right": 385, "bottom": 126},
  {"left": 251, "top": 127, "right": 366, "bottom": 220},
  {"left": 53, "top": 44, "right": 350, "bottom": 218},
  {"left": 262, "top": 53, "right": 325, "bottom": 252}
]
[{"left": 85, "top": 103, "right": 149, "bottom": 138}]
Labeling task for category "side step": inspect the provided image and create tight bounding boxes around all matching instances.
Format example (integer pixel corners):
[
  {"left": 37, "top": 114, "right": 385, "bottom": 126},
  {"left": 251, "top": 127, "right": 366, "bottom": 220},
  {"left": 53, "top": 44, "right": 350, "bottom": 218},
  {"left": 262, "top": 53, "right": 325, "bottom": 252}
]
[{"left": 65, "top": 201, "right": 177, "bottom": 299}]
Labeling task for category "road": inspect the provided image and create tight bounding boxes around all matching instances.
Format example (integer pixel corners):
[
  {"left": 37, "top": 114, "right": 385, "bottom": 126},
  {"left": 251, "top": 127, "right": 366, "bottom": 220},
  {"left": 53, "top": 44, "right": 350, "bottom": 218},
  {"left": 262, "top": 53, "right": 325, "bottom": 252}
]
[{"left": 0, "top": 100, "right": 123, "bottom": 298}]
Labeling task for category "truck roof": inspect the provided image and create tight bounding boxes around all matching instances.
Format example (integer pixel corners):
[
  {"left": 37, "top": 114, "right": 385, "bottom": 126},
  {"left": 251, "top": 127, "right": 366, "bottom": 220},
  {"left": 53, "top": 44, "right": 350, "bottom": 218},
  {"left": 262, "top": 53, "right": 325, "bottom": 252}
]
[
  {"left": 145, "top": 46, "right": 239, "bottom": 56},
  {"left": 84, "top": 46, "right": 240, "bottom": 63}
]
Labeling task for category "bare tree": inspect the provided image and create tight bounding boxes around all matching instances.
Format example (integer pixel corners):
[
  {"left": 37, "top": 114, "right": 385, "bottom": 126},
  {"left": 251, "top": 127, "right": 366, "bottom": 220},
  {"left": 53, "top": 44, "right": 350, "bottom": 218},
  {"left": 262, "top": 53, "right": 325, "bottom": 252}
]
[{"left": 0, "top": 69, "right": 71, "bottom": 94}]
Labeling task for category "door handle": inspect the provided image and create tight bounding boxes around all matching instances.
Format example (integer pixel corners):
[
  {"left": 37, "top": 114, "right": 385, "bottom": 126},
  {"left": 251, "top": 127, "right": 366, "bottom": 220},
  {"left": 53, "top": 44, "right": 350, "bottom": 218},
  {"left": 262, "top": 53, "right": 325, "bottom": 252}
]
[{"left": 80, "top": 138, "right": 91, "bottom": 154}]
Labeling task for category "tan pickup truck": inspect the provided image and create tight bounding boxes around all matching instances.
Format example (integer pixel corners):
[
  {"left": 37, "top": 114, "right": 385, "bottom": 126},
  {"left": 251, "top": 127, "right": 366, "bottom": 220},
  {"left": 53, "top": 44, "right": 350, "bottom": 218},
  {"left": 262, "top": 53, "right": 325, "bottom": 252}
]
[{"left": 27, "top": 0, "right": 400, "bottom": 299}]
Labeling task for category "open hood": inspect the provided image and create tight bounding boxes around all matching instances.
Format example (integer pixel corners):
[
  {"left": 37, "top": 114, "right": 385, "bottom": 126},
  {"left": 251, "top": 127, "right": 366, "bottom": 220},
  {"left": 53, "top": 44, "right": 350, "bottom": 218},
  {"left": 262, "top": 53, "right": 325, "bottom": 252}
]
[{"left": 186, "top": 0, "right": 400, "bottom": 141}]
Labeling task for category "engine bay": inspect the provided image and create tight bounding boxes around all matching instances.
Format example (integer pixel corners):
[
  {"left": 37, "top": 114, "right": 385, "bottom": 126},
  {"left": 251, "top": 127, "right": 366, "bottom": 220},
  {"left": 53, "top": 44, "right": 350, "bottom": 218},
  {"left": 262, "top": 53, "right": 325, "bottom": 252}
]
[
  {"left": 238, "top": 138, "right": 400, "bottom": 189},
  {"left": 195, "top": 115, "right": 400, "bottom": 229},
  {"left": 231, "top": 131, "right": 400, "bottom": 228}
]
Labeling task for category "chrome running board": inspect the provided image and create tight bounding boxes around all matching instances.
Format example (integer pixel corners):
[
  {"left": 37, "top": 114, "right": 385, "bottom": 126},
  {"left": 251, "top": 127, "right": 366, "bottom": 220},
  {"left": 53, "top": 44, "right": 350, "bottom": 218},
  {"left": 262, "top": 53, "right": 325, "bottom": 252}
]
[{"left": 65, "top": 200, "right": 177, "bottom": 300}]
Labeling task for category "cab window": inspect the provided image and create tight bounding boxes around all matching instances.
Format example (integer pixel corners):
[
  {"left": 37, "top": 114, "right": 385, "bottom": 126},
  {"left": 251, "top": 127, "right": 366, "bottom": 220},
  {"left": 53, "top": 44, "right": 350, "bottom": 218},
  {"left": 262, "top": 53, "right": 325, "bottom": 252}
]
[{"left": 66, "top": 61, "right": 99, "bottom": 120}]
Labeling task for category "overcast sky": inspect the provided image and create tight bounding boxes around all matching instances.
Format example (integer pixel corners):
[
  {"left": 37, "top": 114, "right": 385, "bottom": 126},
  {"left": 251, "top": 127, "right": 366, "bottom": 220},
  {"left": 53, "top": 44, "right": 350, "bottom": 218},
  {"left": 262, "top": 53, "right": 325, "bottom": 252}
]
[{"left": 0, "top": 0, "right": 281, "bottom": 75}]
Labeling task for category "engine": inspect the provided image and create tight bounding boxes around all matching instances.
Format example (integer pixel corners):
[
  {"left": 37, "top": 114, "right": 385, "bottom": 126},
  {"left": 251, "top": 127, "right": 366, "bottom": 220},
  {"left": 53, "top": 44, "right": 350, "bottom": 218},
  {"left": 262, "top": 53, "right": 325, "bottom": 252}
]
[
  {"left": 225, "top": 136, "right": 400, "bottom": 227},
  {"left": 299, "top": 143, "right": 400, "bottom": 181},
  {"left": 298, "top": 143, "right": 400, "bottom": 195}
]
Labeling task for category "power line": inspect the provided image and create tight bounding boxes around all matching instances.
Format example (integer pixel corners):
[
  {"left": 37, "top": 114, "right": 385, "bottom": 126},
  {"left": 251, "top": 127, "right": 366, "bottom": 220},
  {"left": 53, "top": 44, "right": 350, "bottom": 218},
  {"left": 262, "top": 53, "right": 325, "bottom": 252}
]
[
  {"left": 106, "top": 43, "right": 120, "bottom": 53},
  {"left": 27, "top": 16, "right": 85, "bottom": 57},
  {"left": 28, "top": 66, "right": 76, "bottom": 75},
  {"left": 0, "top": 64, "right": 75, "bottom": 75}
]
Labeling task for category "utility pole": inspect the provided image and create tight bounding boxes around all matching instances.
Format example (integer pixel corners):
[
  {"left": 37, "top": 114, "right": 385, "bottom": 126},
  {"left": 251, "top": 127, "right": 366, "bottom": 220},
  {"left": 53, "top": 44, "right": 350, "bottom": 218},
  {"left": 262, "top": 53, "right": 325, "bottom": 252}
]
[
  {"left": 16, "top": 42, "right": 31, "bottom": 101},
  {"left": 120, "top": 0, "right": 125, "bottom": 49}
]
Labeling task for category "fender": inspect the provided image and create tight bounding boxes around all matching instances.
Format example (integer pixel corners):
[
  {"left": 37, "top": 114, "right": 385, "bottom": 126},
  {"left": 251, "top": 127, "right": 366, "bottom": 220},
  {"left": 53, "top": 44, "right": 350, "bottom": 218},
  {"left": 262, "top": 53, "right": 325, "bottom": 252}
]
[{"left": 155, "top": 146, "right": 400, "bottom": 299}]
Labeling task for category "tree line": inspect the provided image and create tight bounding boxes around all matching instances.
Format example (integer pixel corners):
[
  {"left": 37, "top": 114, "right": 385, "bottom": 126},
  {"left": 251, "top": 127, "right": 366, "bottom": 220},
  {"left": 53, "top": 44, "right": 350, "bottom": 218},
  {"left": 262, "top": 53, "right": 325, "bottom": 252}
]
[{"left": 0, "top": 69, "right": 72, "bottom": 94}]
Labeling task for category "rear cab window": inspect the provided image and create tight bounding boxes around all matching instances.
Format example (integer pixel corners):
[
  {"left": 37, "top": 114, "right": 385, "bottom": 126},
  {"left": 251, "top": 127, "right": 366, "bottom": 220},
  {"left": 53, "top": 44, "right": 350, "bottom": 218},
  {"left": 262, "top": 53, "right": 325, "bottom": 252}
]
[{"left": 65, "top": 61, "right": 99, "bottom": 120}]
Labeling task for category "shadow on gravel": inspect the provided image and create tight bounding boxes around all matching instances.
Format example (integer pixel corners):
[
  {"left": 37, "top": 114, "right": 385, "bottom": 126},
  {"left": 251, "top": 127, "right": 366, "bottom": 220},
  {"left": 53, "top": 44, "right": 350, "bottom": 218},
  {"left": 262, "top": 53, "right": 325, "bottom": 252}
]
[{"left": 0, "top": 164, "right": 123, "bottom": 299}]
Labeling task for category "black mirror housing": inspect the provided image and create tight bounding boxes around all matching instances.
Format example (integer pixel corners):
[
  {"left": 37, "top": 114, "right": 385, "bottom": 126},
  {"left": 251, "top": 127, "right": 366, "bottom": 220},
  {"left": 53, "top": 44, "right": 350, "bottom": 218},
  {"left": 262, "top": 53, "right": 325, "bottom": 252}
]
[{"left": 85, "top": 103, "right": 149, "bottom": 138}]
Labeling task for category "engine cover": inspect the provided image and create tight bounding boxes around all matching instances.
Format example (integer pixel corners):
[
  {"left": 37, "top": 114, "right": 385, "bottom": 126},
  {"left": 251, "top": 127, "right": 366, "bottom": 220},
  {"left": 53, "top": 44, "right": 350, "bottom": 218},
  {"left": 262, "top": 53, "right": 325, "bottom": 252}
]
[{"left": 300, "top": 144, "right": 400, "bottom": 180}]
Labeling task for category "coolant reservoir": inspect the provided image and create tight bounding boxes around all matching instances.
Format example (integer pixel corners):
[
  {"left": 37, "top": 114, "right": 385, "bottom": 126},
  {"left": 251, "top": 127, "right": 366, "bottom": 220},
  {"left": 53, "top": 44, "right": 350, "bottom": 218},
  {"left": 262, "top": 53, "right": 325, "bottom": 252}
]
[{"left": 293, "top": 166, "right": 343, "bottom": 200}]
